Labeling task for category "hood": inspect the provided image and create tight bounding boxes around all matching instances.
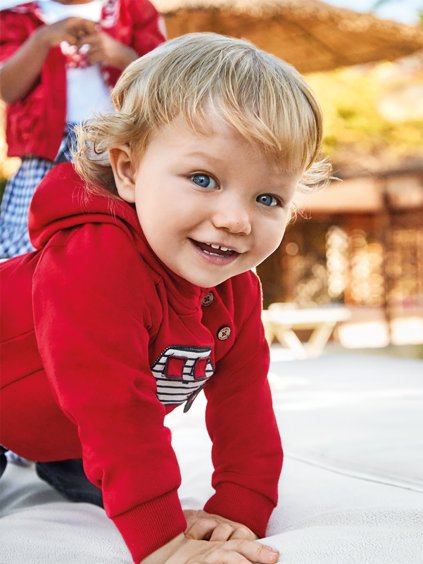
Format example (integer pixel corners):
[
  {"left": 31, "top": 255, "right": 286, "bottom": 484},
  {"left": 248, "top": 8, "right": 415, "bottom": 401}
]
[{"left": 29, "top": 163, "right": 141, "bottom": 250}]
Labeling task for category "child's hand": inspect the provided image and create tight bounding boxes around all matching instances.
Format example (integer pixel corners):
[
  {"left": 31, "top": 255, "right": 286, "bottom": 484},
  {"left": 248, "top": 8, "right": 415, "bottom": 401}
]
[
  {"left": 184, "top": 509, "right": 258, "bottom": 542},
  {"left": 77, "top": 31, "right": 138, "bottom": 69},
  {"left": 0, "top": 16, "right": 97, "bottom": 103},
  {"left": 141, "top": 533, "right": 279, "bottom": 564},
  {"left": 38, "top": 17, "right": 96, "bottom": 48}
]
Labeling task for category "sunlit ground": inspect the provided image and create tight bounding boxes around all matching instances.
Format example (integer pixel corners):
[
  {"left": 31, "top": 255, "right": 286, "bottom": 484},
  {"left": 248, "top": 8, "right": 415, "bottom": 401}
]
[
  {"left": 337, "top": 316, "right": 423, "bottom": 348},
  {"left": 270, "top": 311, "right": 423, "bottom": 361}
]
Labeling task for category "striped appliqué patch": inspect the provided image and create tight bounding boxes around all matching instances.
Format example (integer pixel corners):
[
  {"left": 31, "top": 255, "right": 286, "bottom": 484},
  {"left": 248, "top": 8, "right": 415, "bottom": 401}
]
[{"left": 151, "top": 346, "right": 214, "bottom": 409}]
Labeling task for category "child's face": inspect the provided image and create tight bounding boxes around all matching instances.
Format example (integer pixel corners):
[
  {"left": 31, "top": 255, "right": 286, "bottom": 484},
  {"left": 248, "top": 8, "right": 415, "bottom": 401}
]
[{"left": 113, "top": 113, "right": 300, "bottom": 288}]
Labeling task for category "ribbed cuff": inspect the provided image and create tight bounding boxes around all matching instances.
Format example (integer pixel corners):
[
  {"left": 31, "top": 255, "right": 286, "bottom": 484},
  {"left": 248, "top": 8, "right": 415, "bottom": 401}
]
[
  {"left": 112, "top": 490, "right": 186, "bottom": 563},
  {"left": 204, "top": 482, "right": 275, "bottom": 538}
]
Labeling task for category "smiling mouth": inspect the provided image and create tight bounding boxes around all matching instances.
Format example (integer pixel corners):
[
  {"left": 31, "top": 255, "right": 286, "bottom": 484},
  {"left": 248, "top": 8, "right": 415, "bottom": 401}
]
[{"left": 190, "top": 239, "right": 239, "bottom": 258}]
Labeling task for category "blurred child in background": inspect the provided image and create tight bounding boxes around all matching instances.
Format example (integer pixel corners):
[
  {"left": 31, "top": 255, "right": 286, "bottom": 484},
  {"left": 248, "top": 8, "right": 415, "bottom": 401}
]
[{"left": 0, "top": 0, "right": 165, "bottom": 257}]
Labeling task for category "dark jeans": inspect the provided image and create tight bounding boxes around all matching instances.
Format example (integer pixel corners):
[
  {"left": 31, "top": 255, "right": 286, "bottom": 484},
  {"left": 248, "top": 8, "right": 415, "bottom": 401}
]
[
  {"left": 0, "top": 448, "right": 103, "bottom": 508},
  {"left": 0, "top": 446, "right": 7, "bottom": 478},
  {"left": 36, "top": 459, "right": 103, "bottom": 507}
]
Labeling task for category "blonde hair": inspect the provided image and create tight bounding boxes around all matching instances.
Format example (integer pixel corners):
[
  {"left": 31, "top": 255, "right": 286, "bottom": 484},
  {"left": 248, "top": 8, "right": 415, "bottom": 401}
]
[{"left": 74, "top": 32, "right": 330, "bottom": 195}]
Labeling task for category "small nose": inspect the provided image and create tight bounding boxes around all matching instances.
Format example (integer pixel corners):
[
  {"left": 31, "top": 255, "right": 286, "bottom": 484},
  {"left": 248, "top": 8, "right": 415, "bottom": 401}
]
[{"left": 211, "top": 196, "right": 251, "bottom": 235}]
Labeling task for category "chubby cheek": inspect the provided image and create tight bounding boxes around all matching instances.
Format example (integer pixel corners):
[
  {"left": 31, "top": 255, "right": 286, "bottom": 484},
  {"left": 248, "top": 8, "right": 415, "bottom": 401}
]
[
  {"left": 254, "top": 223, "right": 287, "bottom": 262},
  {"left": 136, "top": 206, "right": 188, "bottom": 265}
]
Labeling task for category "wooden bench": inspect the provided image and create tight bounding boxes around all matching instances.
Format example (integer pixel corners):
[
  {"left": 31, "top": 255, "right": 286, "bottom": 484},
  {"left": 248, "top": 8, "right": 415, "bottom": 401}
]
[{"left": 262, "top": 304, "right": 351, "bottom": 358}]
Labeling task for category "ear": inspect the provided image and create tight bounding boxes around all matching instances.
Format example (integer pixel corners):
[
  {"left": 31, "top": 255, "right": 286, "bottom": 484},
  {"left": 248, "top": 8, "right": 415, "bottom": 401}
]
[{"left": 109, "top": 145, "right": 136, "bottom": 203}]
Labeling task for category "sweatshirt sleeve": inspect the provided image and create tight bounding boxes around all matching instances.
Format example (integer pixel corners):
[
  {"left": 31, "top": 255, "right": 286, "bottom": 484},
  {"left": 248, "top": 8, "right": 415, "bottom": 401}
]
[
  {"left": 203, "top": 273, "right": 283, "bottom": 537},
  {"left": 32, "top": 223, "right": 186, "bottom": 562}
]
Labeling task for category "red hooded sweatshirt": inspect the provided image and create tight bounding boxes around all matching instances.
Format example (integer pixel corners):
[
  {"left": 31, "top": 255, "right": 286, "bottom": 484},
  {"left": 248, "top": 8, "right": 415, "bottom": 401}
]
[{"left": 0, "top": 163, "right": 283, "bottom": 562}]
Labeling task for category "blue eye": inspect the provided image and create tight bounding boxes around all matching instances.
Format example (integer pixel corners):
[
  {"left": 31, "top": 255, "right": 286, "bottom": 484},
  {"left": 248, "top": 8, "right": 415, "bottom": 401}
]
[
  {"left": 257, "top": 194, "right": 278, "bottom": 207},
  {"left": 191, "top": 174, "right": 217, "bottom": 189}
]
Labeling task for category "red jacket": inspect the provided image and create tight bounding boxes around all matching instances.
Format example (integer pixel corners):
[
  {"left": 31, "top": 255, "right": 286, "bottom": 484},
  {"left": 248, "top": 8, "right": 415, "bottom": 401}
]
[
  {"left": 0, "top": 0, "right": 165, "bottom": 160},
  {"left": 0, "top": 164, "right": 283, "bottom": 563}
]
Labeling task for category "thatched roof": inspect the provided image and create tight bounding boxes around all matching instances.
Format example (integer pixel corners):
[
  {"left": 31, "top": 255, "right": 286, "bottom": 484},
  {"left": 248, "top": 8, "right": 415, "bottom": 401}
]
[{"left": 152, "top": 0, "right": 423, "bottom": 73}]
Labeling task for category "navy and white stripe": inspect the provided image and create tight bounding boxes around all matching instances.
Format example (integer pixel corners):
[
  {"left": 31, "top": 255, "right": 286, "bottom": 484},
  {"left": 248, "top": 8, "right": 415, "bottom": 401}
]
[{"left": 152, "top": 346, "right": 214, "bottom": 406}]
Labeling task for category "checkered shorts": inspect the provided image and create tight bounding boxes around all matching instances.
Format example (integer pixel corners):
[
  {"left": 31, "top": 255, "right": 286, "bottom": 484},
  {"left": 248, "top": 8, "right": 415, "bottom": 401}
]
[{"left": 0, "top": 124, "right": 77, "bottom": 258}]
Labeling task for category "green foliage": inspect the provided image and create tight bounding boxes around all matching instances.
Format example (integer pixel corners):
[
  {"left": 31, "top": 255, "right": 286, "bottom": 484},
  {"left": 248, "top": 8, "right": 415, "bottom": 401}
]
[{"left": 306, "top": 64, "right": 423, "bottom": 162}]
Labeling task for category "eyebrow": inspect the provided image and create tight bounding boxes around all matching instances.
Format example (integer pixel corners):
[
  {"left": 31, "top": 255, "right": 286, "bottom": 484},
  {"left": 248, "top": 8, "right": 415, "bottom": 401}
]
[{"left": 183, "top": 151, "right": 227, "bottom": 166}]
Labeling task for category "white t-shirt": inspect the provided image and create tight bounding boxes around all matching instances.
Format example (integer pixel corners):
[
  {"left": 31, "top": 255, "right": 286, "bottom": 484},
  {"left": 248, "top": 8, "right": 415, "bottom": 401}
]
[{"left": 39, "top": 0, "right": 114, "bottom": 122}]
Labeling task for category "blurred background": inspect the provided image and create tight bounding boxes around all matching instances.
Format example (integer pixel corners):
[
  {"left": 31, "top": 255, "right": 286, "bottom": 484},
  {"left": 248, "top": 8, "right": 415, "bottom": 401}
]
[{"left": 1, "top": 0, "right": 422, "bottom": 358}]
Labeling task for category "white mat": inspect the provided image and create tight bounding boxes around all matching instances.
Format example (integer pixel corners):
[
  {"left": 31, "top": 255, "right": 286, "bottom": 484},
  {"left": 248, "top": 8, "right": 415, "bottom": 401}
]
[{"left": 1, "top": 352, "right": 422, "bottom": 563}]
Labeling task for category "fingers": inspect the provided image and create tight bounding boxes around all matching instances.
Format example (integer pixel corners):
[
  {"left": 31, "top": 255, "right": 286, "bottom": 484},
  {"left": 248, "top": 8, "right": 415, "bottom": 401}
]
[
  {"left": 185, "top": 517, "right": 217, "bottom": 540},
  {"left": 77, "top": 35, "right": 103, "bottom": 65},
  {"left": 66, "top": 17, "right": 97, "bottom": 34},
  {"left": 189, "top": 558, "right": 250, "bottom": 564},
  {"left": 77, "top": 19, "right": 97, "bottom": 35},
  {"left": 183, "top": 509, "right": 198, "bottom": 521},
  {"left": 230, "top": 527, "right": 258, "bottom": 541},
  {"left": 209, "top": 523, "right": 236, "bottom": 542},
  {"left": 167, "top": 537, "right": 279, "bottom": 564},
  {"left": 207, "top": 524, "right": 256, "bottom": 542},
  {"left": 189, "top": 540, "right": 279, "bottom": 563},
  {"left": 184, "top": 511, "right": 259, "bottom": 543},
  {"left": 59, "top": 18, "right": 95, "bottom": 41},
  {"left": 63, "top": 33, "right": 80, "bottom": 46},
  {"left": 228, "top": 540, "right": 279, "bottom": 563},
  {"left": 78, "top": 33, "right": 111, "bottom": 65},
  {"left": 76, "top": 33, "right": 99, "bottom": 52}
]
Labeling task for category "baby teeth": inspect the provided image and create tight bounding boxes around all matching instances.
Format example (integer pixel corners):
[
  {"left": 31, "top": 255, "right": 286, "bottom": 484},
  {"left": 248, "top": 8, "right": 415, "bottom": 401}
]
[{"left": 209, "top": 244, "right": 230, "bottom": 252}]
